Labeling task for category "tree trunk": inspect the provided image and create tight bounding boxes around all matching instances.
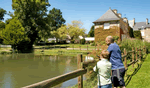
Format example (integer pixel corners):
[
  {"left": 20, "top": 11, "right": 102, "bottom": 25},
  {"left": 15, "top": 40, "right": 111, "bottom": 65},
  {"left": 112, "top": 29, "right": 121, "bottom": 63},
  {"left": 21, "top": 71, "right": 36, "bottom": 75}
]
[{"left": 12, "top": 45, "right": 15, "bottom": 53}]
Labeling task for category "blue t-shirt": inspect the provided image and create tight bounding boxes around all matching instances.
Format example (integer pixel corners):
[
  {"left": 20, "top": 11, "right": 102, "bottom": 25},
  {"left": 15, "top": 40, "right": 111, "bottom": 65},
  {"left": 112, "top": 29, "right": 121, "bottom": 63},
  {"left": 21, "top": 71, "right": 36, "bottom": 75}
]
[{"left": 107, "top": 43, "right": 124, "bottom": 70}]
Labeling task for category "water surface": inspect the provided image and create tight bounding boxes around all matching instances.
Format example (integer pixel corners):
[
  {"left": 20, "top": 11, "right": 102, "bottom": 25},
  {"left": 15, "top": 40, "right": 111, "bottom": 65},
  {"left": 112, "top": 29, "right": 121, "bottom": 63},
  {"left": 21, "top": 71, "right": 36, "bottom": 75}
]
[{"left": 0, "top": 54, "right": 85, "bottom": 88}]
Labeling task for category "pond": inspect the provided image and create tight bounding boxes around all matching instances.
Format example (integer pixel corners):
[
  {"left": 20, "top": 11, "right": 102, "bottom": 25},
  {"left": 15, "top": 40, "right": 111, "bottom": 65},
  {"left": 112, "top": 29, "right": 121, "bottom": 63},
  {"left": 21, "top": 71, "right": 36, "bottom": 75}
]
[{"left": 0, "top": 54, "right": 86, "bottom": 88}]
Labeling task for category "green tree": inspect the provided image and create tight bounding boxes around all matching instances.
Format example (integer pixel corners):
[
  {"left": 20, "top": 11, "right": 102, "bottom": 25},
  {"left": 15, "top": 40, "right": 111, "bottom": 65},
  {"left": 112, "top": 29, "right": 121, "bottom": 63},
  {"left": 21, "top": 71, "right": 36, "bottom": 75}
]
[
  {"left": 1, "top": 18, "right": 29, "bottom": 52},
  {"left": 47, "top": 8, "right": 66, "bottom": 42},
  {"left": 52, "top": 20, "right": 86, "bottom": 41},
  {"left": 12, "top": 0, "right": 50, "bottom": 52},
  {"left": 0, "top": 7, "right": 6, "bottom": 20},
  {"left": 0, "top": 21, "right": 5, "bottom": 30},
  {"left": 68, "top": 20, "right": 86, "bottom": 40},
  {"left": 48, "top": 8, "right": 66, "bottom": 31},
  {"left": 0, "top": 21, "right": 5, "bottom": 43},
  {"left": 87, "top": 25, "right": 94, "bottom": 37}
]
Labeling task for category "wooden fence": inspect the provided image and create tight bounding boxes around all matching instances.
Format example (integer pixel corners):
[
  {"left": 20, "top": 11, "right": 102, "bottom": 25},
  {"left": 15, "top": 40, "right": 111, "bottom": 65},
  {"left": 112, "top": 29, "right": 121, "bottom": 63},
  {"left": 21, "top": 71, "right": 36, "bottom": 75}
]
[{"left": 22, "top": 46, "right": 147, "bottom": 88}]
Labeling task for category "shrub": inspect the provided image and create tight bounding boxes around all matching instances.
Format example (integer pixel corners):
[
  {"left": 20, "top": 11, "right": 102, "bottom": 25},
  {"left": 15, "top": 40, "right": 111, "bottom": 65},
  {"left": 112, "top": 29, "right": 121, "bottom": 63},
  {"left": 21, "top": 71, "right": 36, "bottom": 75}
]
[
  {"left": 71, "top": 40, "right": 75, "bottom": 44},
  {"left": 90, "top": 41, "right": 95, "bottom": 46},
  {"left": 51, "top": 40, "right": 55, "bottom": 44},
  {"left": 86, "top": 41, "right": 90, "bottom": 44},
  {"left": 113, "top": 36, "right": 119, "bottom": 43},
  {"left": 120, "top": 38, "right": 145, "bottom": 52},
  {"left": 90, "top": 43, "right": 95, "bottom": 46},
  {"left": 133, "top": 31, "right": 142, "bottom": 39},
  {"left": 1, "top": 51, "right": 7, "bottom": 54},
  {"left": 80, "top": 38, "right": 86, "bottom": 44}
]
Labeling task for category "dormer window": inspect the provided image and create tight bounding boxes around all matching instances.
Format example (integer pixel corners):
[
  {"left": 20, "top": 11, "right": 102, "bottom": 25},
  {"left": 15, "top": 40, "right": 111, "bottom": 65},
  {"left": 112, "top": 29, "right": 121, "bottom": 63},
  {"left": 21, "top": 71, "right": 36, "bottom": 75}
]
[{"left": 104, "top": 23, "right": 110, "bottom": 29}]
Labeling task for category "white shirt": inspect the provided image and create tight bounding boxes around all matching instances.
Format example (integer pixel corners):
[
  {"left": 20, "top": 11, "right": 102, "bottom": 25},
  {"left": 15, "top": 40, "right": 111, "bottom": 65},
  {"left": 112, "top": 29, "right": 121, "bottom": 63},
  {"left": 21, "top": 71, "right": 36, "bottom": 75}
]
[{"left": 93, "top": 59, "right": 112, "bottom": 86}]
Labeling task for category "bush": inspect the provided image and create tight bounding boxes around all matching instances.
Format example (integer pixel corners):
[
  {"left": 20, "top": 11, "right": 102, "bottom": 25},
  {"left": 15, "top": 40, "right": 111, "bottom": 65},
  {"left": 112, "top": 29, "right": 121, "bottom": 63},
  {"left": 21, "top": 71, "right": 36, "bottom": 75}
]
[
  {"left": 86, "top": 41, "right": 90, "bottom": 44},
  {"left": 113, "top": 36, "right": 119, "bottom": 43},
  {"left": 71, "top": 40, "right": 75, "bottom": 44},
  {"left": 120, "top": 38, "right": 145, "bottom": 52},
  {"left": 51, "top": 40, "right": 55, "bottom": 44},
  {"left": 80, "top": 38, "right": 86, "bottom": 44},
  {"left": 133, "top": 31, "right": 142, "bottom": 39},
  {"left": 90, "top": 41, "right": 95, "bottom": 46},
  {"left": 90, "top": 43, "right": 95, "bottom": 46}
]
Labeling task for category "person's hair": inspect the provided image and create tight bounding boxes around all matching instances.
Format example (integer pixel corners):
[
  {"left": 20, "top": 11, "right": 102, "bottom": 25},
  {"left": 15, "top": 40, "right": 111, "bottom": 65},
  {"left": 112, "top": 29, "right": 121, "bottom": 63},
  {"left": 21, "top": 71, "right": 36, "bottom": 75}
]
[
  {"left": 106, "top": 36, "right": 114, "bottom": 43},
  {"left": 101, "top": 50, "right": 110, "bottom": 59}
]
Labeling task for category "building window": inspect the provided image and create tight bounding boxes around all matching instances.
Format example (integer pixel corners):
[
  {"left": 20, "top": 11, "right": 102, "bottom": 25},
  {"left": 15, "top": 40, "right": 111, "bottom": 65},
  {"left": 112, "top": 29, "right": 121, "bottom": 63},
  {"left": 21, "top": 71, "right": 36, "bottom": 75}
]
[{"left": 104, "top": 23, "right": 110, "bottom": 29}]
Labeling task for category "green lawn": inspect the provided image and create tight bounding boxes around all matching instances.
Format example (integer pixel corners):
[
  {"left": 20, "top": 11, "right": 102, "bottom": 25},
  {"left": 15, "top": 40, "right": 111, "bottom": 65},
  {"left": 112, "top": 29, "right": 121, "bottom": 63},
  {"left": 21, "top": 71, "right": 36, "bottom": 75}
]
[
  {"left": 34, "top": 44, "right": 96, "bottom": 49},
  {"left": 34, "top": 49, "right": 94, "bottom": 56},
  {"left": 126, "top": 54, "right": 150, "bottom": 88}
]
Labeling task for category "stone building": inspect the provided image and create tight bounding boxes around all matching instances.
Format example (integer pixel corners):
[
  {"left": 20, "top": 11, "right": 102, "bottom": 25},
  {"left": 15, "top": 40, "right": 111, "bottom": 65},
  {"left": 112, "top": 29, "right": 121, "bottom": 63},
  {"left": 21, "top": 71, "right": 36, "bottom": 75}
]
[
  {"left": 93, "top": 8, "right": 132, "bottom": 43},
  {"left": 129, "top": 18, "right": 150, "bottom": 42}
]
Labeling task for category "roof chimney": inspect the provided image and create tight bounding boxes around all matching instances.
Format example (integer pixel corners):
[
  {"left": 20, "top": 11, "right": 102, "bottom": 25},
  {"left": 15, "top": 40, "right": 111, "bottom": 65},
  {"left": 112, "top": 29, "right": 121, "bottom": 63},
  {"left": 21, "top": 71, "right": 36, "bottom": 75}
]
[
  {"left": 123, "top": 17, "right": 128, "bottom": 23},
  {"left": 118, "top": 13, "right": 122, "bottom": 18},
  {"left": 146, "top": 18, "right": 148, "bottom": 25},
  {"left": 113, "top": 9, "right": 117, "bottom": 14},
  {"left": 133, "top": 18, "right": 135, "bottom": 27}
]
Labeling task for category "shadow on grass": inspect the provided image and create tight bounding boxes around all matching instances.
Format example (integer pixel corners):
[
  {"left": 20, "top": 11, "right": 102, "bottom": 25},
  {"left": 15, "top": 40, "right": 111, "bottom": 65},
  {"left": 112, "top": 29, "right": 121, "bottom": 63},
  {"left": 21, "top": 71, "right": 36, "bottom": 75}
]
[{"left": 125, "top": 54, "right": 147, "bottom": 87}]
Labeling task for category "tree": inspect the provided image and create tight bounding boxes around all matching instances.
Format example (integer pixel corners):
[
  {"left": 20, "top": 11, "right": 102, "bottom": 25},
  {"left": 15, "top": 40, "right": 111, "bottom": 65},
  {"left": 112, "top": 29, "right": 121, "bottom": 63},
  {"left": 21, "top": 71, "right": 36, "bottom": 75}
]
[
  {"left": 87, "top": 25, "right": 94, "bottom": 37},
  {"left": 0, "top": 21, "right": 5, "bottom": 43},
  {"left": 12, "top": 0, "right": 50, "bottom": 52},
  {"left": 68, "top": 20, "right": 86, "bottom": 40},
  {"left": 47, "top": 8, "right": 66, "bottom": 31},
  {"left": 47, "top": 8, "right": 66, "bottom": 43},
  {"left": 0, "top": 7, "right": 6, "bottom": 20},
  {"left": 1, "top": 18, "right": 29, "bottom": 52},
  {"left": 0, "top": 21, "right": 5, "bottom": 30},
  {"left": 53, "top": 20, "right": 86, "bottom": 41},
  {"left": 51, "top": 25, "right": 68, "bottom": 40}
]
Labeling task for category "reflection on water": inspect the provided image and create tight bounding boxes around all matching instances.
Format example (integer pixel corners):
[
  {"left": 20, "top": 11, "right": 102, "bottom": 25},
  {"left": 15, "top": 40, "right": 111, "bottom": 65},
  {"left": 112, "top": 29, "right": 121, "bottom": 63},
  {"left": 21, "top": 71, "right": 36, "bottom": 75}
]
[
  {"left": 2, "top": 72, "right": 12, "bottom": 88},
  {"left": 0, "top": 54, "right": 85, "bottom": 88}
]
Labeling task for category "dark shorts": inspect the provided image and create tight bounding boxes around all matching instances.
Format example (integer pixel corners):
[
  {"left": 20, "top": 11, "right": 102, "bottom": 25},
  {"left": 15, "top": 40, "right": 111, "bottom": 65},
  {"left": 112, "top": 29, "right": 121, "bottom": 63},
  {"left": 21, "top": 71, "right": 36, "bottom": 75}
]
[
  {"left": 111, "top": 68, "right": 125, "bottom": 87},
  {"left": 98, "top": 84, "right": 112, "bottom": 88}
]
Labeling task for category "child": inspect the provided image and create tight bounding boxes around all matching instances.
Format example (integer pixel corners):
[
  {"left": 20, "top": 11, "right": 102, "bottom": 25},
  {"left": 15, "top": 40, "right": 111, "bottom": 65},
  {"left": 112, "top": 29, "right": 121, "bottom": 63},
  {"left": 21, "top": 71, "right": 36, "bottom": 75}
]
[{"left": 93, "top": 50, "right": 112, "bottom": 88}]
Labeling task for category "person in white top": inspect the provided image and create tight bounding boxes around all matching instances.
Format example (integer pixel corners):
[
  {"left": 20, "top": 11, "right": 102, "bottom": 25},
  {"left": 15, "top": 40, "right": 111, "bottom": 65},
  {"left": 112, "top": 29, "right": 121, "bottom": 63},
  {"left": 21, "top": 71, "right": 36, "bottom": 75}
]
[{"left": 93, "top": 50, "right": 112, "bottom": 88}]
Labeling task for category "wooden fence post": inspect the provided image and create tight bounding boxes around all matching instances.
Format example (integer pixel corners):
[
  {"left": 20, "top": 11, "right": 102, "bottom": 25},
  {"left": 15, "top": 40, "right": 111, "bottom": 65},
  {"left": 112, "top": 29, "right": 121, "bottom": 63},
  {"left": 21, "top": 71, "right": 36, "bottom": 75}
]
[
  {"left": 136, "top": 48, "right": 138, "bottom": 65},
  {"left": 132, "top": 47, "right": 134, "bottom": 68},
  {"left": 139, "top": 46, "right": 141, "bottom": 62},
  {"left": 79, "top": 46, "right": 81, "bottom": 51},
  {"left": 95, "top": 45, "right": 96, "bottom": 50},
  {"left": 87, "top": 45, "right": 88, "bottom": 51},
  {"left": 124, "top": 48, "right": 127, "bottom": 76},
  {"left": 144, "top": 45, "right": 146, "bottom": 54},
  {"left": 97, "top": 45, "right": 99, "bottom": 52},
  {"left": 77, "top": 54, "right": 83, "bottom": 88}
]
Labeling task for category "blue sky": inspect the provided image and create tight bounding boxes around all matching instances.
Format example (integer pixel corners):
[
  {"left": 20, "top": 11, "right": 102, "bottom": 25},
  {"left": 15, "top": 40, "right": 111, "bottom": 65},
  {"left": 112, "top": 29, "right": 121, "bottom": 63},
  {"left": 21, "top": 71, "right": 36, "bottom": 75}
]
[{"left": 1, "top": 0, "right": 150, "bottom": 33}]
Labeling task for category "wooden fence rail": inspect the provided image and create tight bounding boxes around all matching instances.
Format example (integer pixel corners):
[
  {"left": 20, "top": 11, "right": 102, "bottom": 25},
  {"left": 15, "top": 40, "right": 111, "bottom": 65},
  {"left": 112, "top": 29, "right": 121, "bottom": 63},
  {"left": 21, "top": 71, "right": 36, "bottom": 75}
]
[{"left": 23, "top": 46, "right": 147, "bottom": 88}]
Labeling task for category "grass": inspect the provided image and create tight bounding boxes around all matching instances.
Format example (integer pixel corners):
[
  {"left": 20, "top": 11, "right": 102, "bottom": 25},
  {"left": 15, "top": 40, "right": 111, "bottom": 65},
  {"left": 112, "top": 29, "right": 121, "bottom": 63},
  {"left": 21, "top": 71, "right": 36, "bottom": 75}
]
[
  {"left": 126, "top": 54, "right": 150, "bottom": 88},
  {"left": 67, "top": 53, "right": 149, "bottom": 88},
  {"left": 0, "top": 44, "right": 96, "bottom": 56},
  {"left": 33, "top": 44, "right": 98, "bottom": 56},
  {"left": 34, "top": 44, "right": 96, "bottom": 49},
  {"left": 34, "top": 49, "right": 94, "bottom": 56}
]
